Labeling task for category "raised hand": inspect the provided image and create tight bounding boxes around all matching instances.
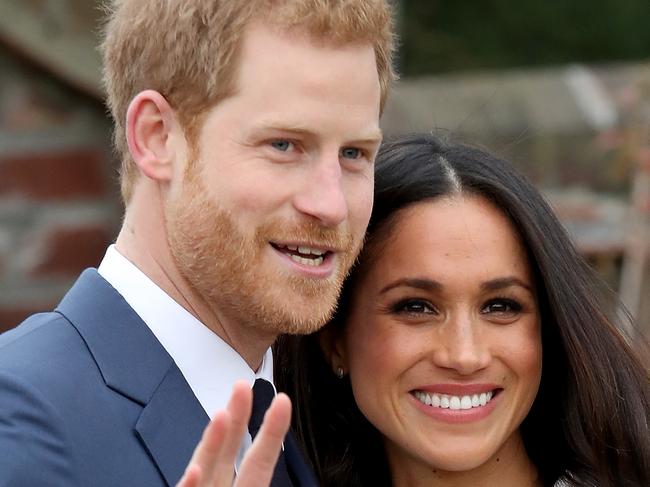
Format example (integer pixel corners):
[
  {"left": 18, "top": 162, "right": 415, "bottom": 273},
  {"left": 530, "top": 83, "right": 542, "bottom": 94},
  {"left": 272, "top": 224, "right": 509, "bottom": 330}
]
[{"left": 177, "top": 381, "right": 291, "bottom": 487}]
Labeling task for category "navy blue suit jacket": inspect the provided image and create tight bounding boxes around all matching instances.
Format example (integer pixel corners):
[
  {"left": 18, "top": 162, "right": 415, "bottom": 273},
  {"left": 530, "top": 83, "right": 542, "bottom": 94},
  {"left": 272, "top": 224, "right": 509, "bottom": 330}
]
[{"left": 0, "top": 269, "right": 317, "bottom": 486}]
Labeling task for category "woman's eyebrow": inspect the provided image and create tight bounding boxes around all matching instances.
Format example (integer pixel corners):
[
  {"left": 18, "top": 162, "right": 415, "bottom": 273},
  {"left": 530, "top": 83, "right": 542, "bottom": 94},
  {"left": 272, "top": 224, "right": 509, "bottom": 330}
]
[
  {"left": 378, "top": 276, "right": 533, "bottom": 295},
  {"left": 480, "top": 277, "right": 533, "bottom": 293},
  {"left": 379, "top": 277, "right": 443, "bottom": 295}
]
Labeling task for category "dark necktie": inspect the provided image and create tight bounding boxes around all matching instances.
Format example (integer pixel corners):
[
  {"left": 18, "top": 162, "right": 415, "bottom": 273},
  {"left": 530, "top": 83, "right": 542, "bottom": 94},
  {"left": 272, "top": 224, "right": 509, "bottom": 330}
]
[{"left": 249, "top": 379, "right": 294, "bottom": 487}]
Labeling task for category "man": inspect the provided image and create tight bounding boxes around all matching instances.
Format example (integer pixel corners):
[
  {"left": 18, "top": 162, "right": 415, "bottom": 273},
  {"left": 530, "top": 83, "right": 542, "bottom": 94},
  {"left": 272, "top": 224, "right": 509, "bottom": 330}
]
[{"left": 0, "top": 0, "right": 395, "bottom": 485}]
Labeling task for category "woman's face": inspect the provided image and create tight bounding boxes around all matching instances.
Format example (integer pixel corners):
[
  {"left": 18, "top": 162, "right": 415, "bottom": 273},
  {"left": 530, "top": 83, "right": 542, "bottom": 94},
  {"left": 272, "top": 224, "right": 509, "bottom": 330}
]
[{"left": 337, "top": 195, "right": 542, "bottom": 478}]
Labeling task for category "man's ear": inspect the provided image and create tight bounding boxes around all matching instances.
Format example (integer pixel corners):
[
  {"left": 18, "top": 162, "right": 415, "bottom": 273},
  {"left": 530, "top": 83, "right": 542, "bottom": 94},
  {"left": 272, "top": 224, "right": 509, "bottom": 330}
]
[
  {"left": 125, "top": 90, "right": 179, "bottom": 182},
  {"left": 319, "top": 325, "right": 348, "bottom": 375}
]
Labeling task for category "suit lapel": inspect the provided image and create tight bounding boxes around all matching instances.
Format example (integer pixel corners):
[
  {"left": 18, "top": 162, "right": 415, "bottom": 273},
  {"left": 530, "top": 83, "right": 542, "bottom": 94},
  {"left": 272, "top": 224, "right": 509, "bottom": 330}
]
[
  {"left": 135, "top": 365, "right": 209, "bottom": 485},
  {"left": 57, "top": 269, "right": 209, "bottom": 486},
  {"left": 58, "top": 270, "right": 317, "bottom": 486}
]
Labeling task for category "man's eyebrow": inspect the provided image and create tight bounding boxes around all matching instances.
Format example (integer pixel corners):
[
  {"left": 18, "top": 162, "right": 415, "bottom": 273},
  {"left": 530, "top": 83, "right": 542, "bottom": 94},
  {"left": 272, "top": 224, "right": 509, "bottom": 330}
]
[
  {"left": 251, "top": 123, "right": 314, "bottom": 136},
  {"left": 250, "top": 123, "right": 383, "bottom": 144},
  {"left": 349, "top": 130, "right": 383, "bottom": 146},
  {"left": 379, "top": 278, "right": 442, "bottom": 295},
  {"left": 480, "top": 277, "right": 533, "bottom": 293}
]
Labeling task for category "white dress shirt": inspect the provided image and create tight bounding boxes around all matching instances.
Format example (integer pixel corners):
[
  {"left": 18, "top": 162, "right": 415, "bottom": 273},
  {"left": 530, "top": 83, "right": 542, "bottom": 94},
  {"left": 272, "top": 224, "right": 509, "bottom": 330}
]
[{"left": 97, "top": 245, "right": 274, "bottom": 469}]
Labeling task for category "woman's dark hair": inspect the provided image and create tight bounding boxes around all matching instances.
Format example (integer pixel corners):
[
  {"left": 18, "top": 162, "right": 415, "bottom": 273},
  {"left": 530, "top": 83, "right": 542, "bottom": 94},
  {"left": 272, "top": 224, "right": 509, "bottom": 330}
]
[{"left": 275, "top": 133, "right": 650, "bottom": 486}]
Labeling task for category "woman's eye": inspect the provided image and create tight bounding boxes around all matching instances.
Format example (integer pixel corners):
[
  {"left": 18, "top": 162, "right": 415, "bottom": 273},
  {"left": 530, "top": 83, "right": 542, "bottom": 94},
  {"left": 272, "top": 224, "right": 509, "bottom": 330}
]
[
  {"left": 340, "top": 147, "right": 362, "bottom": 159},
  {"left": 393, "top": 299, "right": 436, "bottom": 315},
  {"left": 481, "top": 299, "right": 522, "bottom": 316},
  {"left": 270, "top": 140, "right": 293, "bottom": 152}
]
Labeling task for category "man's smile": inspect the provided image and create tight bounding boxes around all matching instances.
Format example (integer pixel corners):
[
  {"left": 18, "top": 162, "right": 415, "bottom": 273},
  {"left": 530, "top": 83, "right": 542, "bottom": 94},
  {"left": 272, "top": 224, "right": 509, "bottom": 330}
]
[{"left": 271, "top": 242, "right": 334, "bottom": 267}]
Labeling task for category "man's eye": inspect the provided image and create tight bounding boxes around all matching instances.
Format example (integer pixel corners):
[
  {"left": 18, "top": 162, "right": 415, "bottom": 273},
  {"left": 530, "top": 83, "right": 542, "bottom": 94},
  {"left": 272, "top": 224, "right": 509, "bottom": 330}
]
[
  {"left": 340, "top": 147, "right": 362, "bottom": 159},
  {"left": 270, "top": 140, "right": 293, "bottom": 152}
]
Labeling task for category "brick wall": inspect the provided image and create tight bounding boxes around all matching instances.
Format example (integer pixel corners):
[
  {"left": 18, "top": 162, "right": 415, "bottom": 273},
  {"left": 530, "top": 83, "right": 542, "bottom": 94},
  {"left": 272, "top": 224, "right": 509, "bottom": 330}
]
[{"left": 0, "top": 48, "right": 121, "bottom": 333}]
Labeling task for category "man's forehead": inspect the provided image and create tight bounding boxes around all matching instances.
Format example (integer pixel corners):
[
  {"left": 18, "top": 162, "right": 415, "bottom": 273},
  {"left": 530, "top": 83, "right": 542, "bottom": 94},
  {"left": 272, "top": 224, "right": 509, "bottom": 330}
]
[{"left": 239, "top": 20, "right": 376, "bottom": 60}]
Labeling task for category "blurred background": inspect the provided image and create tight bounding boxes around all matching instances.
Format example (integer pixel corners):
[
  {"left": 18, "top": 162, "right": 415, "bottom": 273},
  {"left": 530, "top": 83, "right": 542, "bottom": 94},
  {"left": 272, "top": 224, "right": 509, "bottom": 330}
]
[{"left": 0, "top": 0, "right": 648, "bottom": 338}]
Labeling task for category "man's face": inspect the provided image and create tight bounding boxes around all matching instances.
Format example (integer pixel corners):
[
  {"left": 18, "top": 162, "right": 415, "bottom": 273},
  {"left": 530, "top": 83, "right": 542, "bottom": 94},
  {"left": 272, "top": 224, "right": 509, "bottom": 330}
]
[{"left": 166, "top": 22, "right": 382, "bottom": 335}]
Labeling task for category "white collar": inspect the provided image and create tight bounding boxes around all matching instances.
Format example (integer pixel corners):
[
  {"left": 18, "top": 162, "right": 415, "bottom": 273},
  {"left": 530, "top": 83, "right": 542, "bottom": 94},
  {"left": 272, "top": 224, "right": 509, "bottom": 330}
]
[{"left": 97, "top": 245, "right": 275, "bottom": 466}]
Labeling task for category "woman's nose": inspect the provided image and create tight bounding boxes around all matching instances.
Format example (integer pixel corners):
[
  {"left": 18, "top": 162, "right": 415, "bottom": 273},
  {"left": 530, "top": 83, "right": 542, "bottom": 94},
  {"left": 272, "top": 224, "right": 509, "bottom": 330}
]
[{"left": 431, "top": 313, "right": 491, "bottom": 375}]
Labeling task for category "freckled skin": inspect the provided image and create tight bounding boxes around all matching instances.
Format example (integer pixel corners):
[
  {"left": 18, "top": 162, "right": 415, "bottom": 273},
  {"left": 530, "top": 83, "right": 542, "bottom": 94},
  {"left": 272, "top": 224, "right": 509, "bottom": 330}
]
[{"left": 337, "top": 195, "right": 542, "bottom": 487}]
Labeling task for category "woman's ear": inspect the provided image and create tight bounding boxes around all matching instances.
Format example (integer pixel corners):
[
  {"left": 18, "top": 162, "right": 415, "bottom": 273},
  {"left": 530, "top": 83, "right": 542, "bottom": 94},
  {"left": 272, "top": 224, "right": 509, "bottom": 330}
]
[
  {"left": 125, "top": 90, "right": 179, "bottom": 182},
  {"left": 319, "top": 325, "right": 348, "bottom": 378}
]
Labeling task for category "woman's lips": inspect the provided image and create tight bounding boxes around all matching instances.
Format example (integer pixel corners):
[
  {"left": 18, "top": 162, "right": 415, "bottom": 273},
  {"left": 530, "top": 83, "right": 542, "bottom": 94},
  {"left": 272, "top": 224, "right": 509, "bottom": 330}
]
[{"left": 410, "top": 384, "right": 503, "bottom": 424}]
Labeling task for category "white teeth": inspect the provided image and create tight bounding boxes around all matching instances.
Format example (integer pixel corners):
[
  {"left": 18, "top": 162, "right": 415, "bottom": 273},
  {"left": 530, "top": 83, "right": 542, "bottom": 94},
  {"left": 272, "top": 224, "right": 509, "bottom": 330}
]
[
  {"left": 279, "top": 244, "right": 327, "bottom": 259},
  {"left": 290, "top": 255, "right": 324, "bottom": 267},
  {"left": 297, "top": 246, "right": 325, "bottom": 256},
  {"left": 431, "top": 394, "right": 441, "bottom": 407},
  {"left": 460, "top": 396, "right": 473, "bottom": 409},
  {"left": 414, "top": 390, "right": 497, "bottom": 410}
]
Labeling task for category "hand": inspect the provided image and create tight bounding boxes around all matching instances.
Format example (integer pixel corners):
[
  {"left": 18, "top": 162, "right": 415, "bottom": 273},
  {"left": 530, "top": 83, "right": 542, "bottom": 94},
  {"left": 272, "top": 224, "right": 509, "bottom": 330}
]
[{"left": 176, "top": 381, "right": 292, "bottom": 487}]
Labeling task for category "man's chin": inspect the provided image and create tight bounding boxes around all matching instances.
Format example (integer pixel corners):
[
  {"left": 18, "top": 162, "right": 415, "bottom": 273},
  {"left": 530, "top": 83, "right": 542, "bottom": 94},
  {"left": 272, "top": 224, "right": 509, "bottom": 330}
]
[
  {"left": 261, "top": 300, "right": 337, "bottom": 336},
  {"left": 280, "top": 316, "right": 330, "bottom": 336}
]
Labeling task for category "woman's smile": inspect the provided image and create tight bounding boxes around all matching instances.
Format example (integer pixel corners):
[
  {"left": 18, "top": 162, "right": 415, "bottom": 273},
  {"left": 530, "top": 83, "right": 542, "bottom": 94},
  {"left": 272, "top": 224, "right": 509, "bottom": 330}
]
[{"left": 337, "top": 195, "right": 542, "bottom": 477}]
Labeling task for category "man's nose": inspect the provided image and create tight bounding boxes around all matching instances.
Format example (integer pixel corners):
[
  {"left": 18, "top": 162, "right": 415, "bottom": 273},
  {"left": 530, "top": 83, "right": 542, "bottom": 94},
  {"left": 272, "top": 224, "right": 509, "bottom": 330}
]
[
  {"left": 292, "top": 155, "right": 348, "bottom": 227},
  {"left": 431, "top": 312, "right": 491, "bottom": 375}
]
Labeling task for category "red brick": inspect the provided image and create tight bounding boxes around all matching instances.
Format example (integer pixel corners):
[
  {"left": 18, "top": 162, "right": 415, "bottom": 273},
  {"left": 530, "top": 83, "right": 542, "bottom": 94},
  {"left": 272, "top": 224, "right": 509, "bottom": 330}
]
[
  {"left": 0, "top": 150, "right": 108, "bottom": 200},
  {"left": 0, "top": 304, "right": 57, "bottom": 334},
  {"left": 30, "top": 225, "right": 112, "bottom": 278}
]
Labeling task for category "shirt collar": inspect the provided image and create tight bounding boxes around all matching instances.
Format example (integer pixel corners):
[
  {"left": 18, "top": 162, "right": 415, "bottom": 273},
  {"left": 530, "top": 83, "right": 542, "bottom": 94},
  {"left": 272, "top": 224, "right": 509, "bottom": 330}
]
[{"left": 97, "top": 245, "right": 275, "bottom": 418}]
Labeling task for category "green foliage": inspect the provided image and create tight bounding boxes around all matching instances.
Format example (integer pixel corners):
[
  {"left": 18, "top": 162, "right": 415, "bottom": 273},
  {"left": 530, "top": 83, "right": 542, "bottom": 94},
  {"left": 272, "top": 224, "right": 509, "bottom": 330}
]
[{"left": 399, "top": 0, "right": 650, "bottom": 75}]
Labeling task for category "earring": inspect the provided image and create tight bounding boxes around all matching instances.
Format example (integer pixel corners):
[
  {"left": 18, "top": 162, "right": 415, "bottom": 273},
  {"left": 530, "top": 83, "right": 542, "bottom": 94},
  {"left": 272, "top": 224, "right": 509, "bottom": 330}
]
[{"left": 335, "top": 366, "right": 345, "bottom": 379}]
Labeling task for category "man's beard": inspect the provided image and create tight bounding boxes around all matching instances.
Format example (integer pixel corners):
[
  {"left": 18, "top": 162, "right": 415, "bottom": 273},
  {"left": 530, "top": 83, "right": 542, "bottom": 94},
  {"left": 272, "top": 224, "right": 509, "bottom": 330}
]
[{"left": 166, "top": 177, "right": 363, "bottom": 335}]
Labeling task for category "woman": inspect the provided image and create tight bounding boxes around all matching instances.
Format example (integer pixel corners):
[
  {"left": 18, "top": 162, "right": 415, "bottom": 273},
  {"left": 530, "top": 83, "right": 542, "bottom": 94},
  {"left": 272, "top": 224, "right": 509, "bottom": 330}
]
[{"left": 275, "top": 133, "right": 650, "bottom": 486}]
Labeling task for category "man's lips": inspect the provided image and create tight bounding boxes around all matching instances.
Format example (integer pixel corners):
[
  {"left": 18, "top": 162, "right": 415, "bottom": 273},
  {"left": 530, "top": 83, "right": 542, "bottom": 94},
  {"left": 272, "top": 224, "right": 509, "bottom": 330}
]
[
  {"left": 271, "top": 242, "right": 336, "bottom": 266},
  {"left": 270, "top": 242, "right": 337, "bottom": 271}
]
